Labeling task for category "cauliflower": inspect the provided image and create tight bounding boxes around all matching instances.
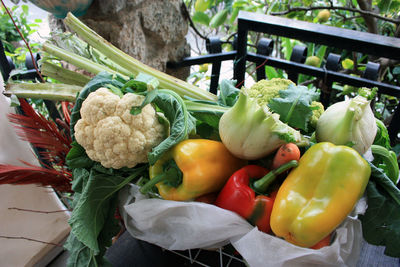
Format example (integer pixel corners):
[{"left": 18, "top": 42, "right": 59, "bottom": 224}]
[
  {"left": 74, "top": 88, "right": 165, "bottom": 169},
  {"left": 309, "top": 101, "right": 325, "bottom": 129},
  {"left": 247, "top": 78, "right": 295, "bottom": 107}
]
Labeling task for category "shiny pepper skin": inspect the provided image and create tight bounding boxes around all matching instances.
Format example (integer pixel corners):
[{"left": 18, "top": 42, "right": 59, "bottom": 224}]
[
  {"left": 150, "top": 139, "right": 246, "bottom": 201},
  {"left": 270, "top": 142, "right": 371, "bottom": 247},
  {"left": 215, "top": 165, "right": 275, "bottom": 233}
]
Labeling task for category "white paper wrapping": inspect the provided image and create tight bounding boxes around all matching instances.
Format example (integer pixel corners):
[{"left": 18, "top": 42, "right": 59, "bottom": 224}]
[{"left": 119, "top": 184, "right": 366, "bottom": 267}]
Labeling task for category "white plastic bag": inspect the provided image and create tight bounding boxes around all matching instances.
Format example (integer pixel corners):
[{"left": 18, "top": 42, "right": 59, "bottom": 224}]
[{"left": 119, "top": 184, "right": 366, "bottom": 267}]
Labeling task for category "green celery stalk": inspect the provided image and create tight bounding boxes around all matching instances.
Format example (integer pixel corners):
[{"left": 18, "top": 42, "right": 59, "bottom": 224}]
[
  {"left": 42, "top": 43, "right": 126, "bottom": 78},
  {"left": 63, "top": 12, "right": 217, "bottom": 102},
  {"left": 41, "top": 61, "right": 91, "bottom": 86},
  {"left": 50, "top": 32, "right": 133, "bottom": 77},
  {"left": 4, "top": 83, "right": 228, "bottom": 116},
  {"left": 184, "top": 100, "right": 229, "bottom": 114},
  {"left": 5, "top": 83, "right": 82, "bottom": 102}
]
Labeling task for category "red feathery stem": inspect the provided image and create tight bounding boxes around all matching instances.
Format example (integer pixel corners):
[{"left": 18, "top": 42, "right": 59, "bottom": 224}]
[
  {"left": 8, "top": 99, "right": 71, "bottom": 165},
  {"left": 0, "top": 161, "right": 72, "bottom": 193},
  {"left": 61, "top": 101, "right": 71, "bottom": 125},
  {"left": 56, "top": 118, "right": 71, "bottom": 136}
]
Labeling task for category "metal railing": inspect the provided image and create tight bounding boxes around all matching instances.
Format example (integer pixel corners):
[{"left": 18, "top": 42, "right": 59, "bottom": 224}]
[{"left": 168, "top": 11, "right": 400, "bottom": 144}]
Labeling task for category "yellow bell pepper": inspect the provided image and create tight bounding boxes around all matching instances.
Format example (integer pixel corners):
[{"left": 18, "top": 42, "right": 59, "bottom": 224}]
[
  {"left": 270, "top": 142, "right": 371, "bottom": 247},
  {"left": 141, "top": 139, "right": 246, "bottom": 201}
]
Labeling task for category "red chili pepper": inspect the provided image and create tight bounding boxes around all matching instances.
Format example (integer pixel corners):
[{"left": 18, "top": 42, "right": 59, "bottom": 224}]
[{"left": 215, "top": 161, "right": 298, "bottom": 233}]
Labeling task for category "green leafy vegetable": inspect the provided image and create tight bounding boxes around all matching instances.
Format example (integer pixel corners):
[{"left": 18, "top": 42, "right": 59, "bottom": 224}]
[
  {"left": 65, "top": 194, "right": 119, "bottom": 267},
  {"left": 371, "top": 145, "right": 399, "bottom": 185},
  {"left": 373, "top": 119, "right": 391, "bottom": 149},
  {"left": 360, "top": 163, "right": 400, "bottom": 258},
  {"left": 268, "top": 84, "right": 320, "bottom": 131},
  {"left": 65, "top": 233, "right": 104, "bottom": 267},
  {"left": 68, "top": 164, "right": 147, "bottom": 253},
  {"left": 130, "top": 89, "right": 197, "bottom": 165},
  {"left": 218, "top": 79, "right": 240, "bottom": 107},
  {"left": 66, "top": 124, "right": 148, "bottom": 266},
  {"left": 66, "top": 141, "right": 94, "bottom": 169}
]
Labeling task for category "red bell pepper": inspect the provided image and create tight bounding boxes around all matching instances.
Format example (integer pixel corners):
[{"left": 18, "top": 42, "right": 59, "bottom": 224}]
[{"left": 215, "top": 160, "right": 298, "bottom": 233}]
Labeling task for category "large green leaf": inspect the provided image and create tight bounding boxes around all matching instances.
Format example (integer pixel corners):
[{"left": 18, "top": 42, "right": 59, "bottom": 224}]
[
  {"left": 65, "top": 232, "right": 107, "bottom": 267},
  {"left": 192, "top": 11, "right": 211, "bottom": 26},
  {"left": 265, "top": 66, "right": 280, "bottom": 79},
  {"left": 68, "top": 165, "right": 147, "bottom": 253},
  {"left": 218, "top": 79, "right": 239, "bottom": 107},
  {"left": 360, "top": 163, "right": 400, "bottom": 257},
  {"left": 268, "top": 84, "right": 320, "bottom": 131},
  {"left": 66, "top": 141, "right": 94, "bottom": 170},
  {"left": 130, "top": 89, "right": 197, "bottom": 165},
  {"left": 210, "top": 9, "right": 228, "bottom": 28},
  {"left": 65, "top": 195, "right": 118, "bottom": 267}
]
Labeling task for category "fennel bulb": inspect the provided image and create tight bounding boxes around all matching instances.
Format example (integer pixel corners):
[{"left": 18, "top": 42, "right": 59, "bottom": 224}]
[
  {"left": 315, "top": 95, "right": 377, "bottom": 155},
  {"left": 219, "top": 91, "right": 305, "bottom": 160}
]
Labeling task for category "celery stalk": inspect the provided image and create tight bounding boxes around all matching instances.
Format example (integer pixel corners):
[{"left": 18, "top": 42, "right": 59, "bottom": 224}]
[
  {"left": 5, "top": 83, "right": 81, "bottom": 102},
  {"left": 184, "top": 100, "right": 229, "bottom": 114},
  {"left": 5, "top": 83, "right": 228, "bottom": 119},
  {"left": 50, "top": 32, "right": 133, "bottom": 77},
  {"left": 41, "top": 61, "right": 91, "bottom": 86},
  {"left": 63, "top": 12, "right": 217, "bottom": 102},
  {"left": 42, "top": 43, "right": 126, "bottom": 78}
]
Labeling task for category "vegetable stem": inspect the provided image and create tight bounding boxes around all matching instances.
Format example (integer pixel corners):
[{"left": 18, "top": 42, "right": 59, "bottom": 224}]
[
  {"left": 335, "top": 103, "right": 356, "bottom": 143},
  {"left": 140, "top": 159, "right": 183, "bottom": 194},
  {"left": 184, "top": 100, "right": 229, "bottom": 113},
  {"left": 253, "top": 160, "right": 298, "bottom": 193},
  {"left": 63, "top": 12, "right": 218, "bottom": 102},
  {"left": 371, "top": 145, "right": 399, "bottom": 184},
  {"left": 42, "top": 43, "right": 124, "bottom": 77},
  {"left": 139, "top": 174, "right": 165, "bottom": 194},
  {"left": 40, "top": 61, "right": 91, "bottom": 86},
  {"left": 5, "top": 83, "right": 82, "bottom": 102},
  {"left": 283, "top": 96, "right": 299, "bottom": 123}
]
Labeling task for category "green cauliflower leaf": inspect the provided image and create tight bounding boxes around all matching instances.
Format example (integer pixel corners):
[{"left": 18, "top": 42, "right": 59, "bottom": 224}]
[{"left": 268, "top": 84, "right": 320, "bottom": 132}]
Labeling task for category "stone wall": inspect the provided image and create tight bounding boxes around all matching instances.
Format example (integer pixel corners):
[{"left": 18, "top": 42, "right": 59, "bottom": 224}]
[{"left": 52, "top": 0, "right": 190, "bottom": 79}]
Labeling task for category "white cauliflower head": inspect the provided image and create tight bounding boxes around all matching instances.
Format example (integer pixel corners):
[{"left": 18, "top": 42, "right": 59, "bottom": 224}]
[{"left": 74, "top": 88, "right": 165, "bottom": 169}]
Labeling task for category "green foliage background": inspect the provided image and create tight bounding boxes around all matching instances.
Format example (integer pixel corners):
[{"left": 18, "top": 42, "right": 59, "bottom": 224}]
[
  {"left": 0, "top": 4, "right": 41, "bottom": 66},
  {"left": 185, "top": 0, "right": 400, "bottom": 122}
]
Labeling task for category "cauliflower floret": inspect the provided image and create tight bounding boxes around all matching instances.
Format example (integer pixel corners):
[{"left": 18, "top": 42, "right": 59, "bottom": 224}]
[
  {"left": 309, "top": 101, "right": 325, "bottom": 129},
  {"left": 79, "top": 88, "right": 120, "bottom": 125},
  {"left": 74, "top": 88, "right": 165, "bottom": 169},
  {"left": 247, "top": 78, "right": 294, "bottom": 107}
]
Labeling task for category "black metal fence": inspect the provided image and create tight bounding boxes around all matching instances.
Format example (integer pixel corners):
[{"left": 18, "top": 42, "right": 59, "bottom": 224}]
[{"left": 168, "top": 11, "right": 400, "bottom": 144}]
